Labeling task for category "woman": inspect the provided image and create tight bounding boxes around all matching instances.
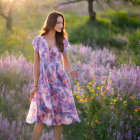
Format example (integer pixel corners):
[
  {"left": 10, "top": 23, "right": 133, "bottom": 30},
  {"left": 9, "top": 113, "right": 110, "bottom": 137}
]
[{"left": 26, "top": 11, "right": 81, "bottom": 140}]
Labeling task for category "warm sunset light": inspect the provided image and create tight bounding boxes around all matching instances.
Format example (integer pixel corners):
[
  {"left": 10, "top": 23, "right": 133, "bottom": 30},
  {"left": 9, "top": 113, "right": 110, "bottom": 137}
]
[
  {"left": 0, "top": 0, "right": 140, "bottom": 139},
  {"left": 3, "top": 0, "right": 14, "bottom": 2}
]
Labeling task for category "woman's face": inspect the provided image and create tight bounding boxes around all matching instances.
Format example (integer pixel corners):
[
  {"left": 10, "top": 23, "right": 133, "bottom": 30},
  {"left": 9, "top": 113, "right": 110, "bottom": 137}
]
[{"left": 54, "top": 16, "right": 63, "bottom": 32}]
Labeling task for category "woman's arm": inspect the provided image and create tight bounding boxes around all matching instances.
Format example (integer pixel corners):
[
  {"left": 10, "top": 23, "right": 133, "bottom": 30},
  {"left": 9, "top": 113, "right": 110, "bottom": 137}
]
[
  {"left": 62, "top": 51, "right": 72, "bottom": 73},
  {"left": 33, "top": 50, "right": 40, "bottom": 86}
]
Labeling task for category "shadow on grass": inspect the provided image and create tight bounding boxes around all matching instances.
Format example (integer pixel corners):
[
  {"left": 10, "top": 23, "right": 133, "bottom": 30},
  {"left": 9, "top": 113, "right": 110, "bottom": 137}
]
[{"left": 69, "top": 17, "right": 126, "bottom": 50}]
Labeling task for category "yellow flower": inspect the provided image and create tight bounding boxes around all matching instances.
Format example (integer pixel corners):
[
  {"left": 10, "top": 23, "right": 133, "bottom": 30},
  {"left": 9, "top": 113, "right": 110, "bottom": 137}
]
[
  {"left": 134, "top": 108, "right": 140, "bottom": 112},
  {"left": 117, "top": 94, "right": 120, "bottom": 97},
  {"left": 114, "top": 99, "right": 117, "bottom": 102},
  {"left": 102, "top": 91, "right": 106, "bottom": 95},
  {"left": 130, "top": 96, "right": 135, "bottom": 99},
  {"left": 95, "top": 120, "right": 100, "bottom": 123},
  {"left": 76, "top": 95, "right": 80, "bottom": 99},
  {"left": 84, "top": 99, "right": 88, "bottom": 102},
  {"left": 92, "top": 78, "right": 96, "bottom": 81},
  {"left": 123, "top": 101, "right": 127, "bottom": 104},
  {"left": 78, "top": 91, "right": 80, "bottom": 93},
  {"left": 109, "top": 69, "right": 111, "bottom": 71},
  {"left": 90, "top": 90, "right": 94, "bottom": 92},
  {"left": 88, "top": 82, "right": 92, "bottom": 85},
  {"left": 95, "top": 94, "right": 98, "bottom": 96},
  {"left": 77, "top": 82, "right": 79, "bottom": 85},
  {"left": 94, "top": 82, "right": 96, "bottom": 84},
  {"left": 134, "top": 109, "right": 138, "bottom": 112},
  {"left": 80, "top": 99, "right": 83, "bottom": 102},
  {"left": 110, "top": 103, "right": 113, "bottom": 105},
  {"left": 77, "top": 87, "right": 80, "bottom": 90},
  {"left": 97, "top": 87, "right": 100, "bottom": 90},
  {"left": 89, "top": 97, "right": 92, "bottom": 100}
]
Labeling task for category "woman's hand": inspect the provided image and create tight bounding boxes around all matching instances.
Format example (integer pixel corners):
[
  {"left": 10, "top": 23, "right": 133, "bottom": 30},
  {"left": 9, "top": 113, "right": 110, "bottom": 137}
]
[
  {"left": 69, "top": 69, "right": 79, "bottom": 80},
  {"left": 30, "top": 87, "right": 37, "bottom": 100}
]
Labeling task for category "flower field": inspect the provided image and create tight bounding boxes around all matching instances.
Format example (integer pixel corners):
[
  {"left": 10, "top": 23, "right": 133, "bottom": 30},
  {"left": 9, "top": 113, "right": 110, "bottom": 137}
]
[{"left": 0, "top": 44, "right": 140, "bottom": 139}]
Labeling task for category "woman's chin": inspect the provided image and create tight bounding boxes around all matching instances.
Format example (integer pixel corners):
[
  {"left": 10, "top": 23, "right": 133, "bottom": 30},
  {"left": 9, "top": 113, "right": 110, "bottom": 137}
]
[{"left": 56, "top": 30, "right": 61, "bottom": 33}]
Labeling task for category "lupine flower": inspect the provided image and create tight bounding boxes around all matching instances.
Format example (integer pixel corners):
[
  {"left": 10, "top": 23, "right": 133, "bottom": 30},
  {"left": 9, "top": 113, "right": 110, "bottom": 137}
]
[
  {"left": 119, "top": 97, "right": 123, "bottom": 101},
  {"left": 1, "top": 42, "right": 139, "bottom": 140}
]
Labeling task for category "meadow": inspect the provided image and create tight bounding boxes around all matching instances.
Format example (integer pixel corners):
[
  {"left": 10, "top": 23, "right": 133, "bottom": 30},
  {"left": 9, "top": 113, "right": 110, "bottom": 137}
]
[{"left": 0, "top": 0, "right": 140, "bottom": 139}]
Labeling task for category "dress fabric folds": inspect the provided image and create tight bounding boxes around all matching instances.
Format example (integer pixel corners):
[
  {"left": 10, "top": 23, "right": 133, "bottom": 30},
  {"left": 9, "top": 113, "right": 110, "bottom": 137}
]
[{"left": 26, "top": 35, "right": 81, "bottom": 126}]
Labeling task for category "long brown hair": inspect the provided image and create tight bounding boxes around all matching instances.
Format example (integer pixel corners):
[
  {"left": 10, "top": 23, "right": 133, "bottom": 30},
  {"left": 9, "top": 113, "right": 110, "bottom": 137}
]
[{"left": 38, "top": 11, "right": 68, "bottom": 53}]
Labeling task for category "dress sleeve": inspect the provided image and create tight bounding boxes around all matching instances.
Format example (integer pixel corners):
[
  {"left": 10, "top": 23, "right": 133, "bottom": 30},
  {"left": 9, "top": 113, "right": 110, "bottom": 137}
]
[
  {"left": 63, "top": 38, "right": 71, "bottom": 55},
  {"left": 32, "top": 36, "right": 41, "bottom": 53}
]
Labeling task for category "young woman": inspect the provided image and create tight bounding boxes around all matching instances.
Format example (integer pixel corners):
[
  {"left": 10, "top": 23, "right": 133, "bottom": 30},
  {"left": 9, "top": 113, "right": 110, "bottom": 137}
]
[{"left": 26, "top": 11, "right": 81, "bottom": 140}]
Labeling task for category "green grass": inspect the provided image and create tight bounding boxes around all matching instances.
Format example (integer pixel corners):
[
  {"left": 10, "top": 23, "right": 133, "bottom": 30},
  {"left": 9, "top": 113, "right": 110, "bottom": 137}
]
[
  {"left": 65, "top": 14, "right": 127, "bottom": 49},
  {"left": 0, "top": 2, "right": 140, "bottom": 62}
]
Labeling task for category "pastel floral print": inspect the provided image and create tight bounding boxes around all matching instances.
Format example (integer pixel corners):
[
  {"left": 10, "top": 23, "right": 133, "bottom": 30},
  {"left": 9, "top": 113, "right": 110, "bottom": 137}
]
[{"left": 26, "top": 36, "right": 81, "bottom": 126}]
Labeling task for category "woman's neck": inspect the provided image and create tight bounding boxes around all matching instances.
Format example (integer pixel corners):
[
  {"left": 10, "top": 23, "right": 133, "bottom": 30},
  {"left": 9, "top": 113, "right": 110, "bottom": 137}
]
[{"left": 46, "top": 30, "right": 55, "bottom": 40}]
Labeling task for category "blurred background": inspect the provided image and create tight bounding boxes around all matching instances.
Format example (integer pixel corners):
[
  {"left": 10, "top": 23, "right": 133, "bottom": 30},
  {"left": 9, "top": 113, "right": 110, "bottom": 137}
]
[{"left": 0, "top": 0, "right": 140, "bottom": 140}]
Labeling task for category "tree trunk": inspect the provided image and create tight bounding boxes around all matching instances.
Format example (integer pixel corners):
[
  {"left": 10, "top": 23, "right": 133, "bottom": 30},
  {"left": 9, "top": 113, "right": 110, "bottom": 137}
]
[
  {"left": 6, "top": 12, "right": 12, "bottom": 31},
  {"left": 87, "top": 0, "right": 96, "bottom": 21}
]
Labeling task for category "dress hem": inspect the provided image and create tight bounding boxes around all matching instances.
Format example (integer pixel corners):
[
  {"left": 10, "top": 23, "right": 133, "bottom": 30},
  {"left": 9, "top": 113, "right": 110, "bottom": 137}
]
[{"left": 26, "top": 119, "right": 81, "bottom": 126}]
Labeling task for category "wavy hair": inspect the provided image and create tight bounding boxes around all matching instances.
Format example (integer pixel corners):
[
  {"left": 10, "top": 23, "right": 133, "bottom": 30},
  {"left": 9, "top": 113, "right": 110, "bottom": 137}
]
[{"left": 39, "top": 11, "right": 68, "bottom": 53}]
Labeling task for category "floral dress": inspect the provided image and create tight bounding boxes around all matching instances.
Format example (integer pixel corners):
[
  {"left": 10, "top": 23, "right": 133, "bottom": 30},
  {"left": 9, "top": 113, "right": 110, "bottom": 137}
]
[{"left": 26, "top": 35, "right": 81, "bottom": 126}]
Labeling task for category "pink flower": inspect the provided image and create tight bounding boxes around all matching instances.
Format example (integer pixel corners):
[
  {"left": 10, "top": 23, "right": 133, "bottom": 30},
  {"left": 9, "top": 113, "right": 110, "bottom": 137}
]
[
  {"left": 81, "top": 94, "right": 84, "bottom": 97},
  {"left": 110, "top": 106, "right": 115, "bottom": 110},
  {"left": 119, "top": 97, "right": 123, "bottom": 101},
  {"left": 108, "top": 82, "right": 111, "bottom": 86},
  {"left": 105, "top": 87, "right": 109, "bottom": 90},
  {"left": 90, "top": 63, "right": 94, "bottom": 67}
]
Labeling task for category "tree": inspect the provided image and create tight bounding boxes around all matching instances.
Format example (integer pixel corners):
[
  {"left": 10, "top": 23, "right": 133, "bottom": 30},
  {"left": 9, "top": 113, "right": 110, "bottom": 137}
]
[
  {"left": 54, "top": 0, "right": 140, "bottom": 22},
  {"left": 0, "top": 0, "right": 17, "bottom": 31},
  {"left": 54, "top": 0, "right": 96, "bottom": 21}
]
